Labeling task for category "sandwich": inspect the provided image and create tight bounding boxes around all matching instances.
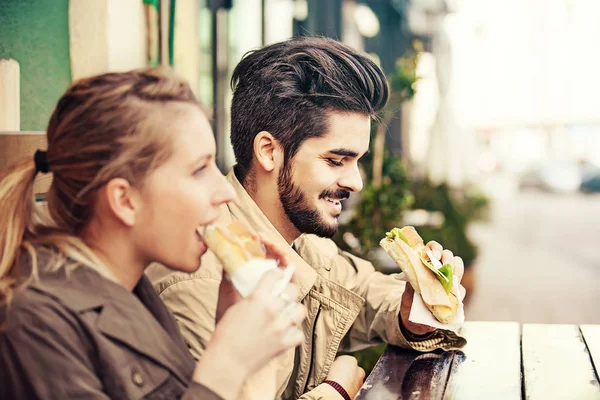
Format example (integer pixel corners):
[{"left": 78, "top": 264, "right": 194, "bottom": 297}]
[
  {"left": 380, "top": 226, "right": 459, "bottom": 324},
  {"left": 201, "top": 221, "right": 267, "bottom": 277}
]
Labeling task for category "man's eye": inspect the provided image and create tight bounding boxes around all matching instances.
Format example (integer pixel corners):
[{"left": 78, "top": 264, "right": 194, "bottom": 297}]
[{"left": 327, "top": 159, "right": 343, "bottom": 167}]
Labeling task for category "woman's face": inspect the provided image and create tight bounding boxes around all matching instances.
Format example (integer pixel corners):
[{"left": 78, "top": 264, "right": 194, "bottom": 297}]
[{"left": 133, "top": 103, "right": 234, "bottom": 272}]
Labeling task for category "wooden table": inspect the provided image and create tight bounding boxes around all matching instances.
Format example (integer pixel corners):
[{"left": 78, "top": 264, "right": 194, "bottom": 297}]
[{"left": 356, "top": 322, "right": 600, "bottom": 399}]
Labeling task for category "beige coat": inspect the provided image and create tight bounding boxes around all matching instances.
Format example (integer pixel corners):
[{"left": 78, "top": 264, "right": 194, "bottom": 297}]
[{"left": 147, "top": 169, "right": 465, "bottom": 400}]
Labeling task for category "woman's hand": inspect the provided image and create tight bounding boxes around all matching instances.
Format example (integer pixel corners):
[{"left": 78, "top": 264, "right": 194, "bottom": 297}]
[
  {"left": 195, "top": 269, "right": 307, "bottom": 399},
  {"left": 215, "top": 234, "right": 291, "bottom": 323}
]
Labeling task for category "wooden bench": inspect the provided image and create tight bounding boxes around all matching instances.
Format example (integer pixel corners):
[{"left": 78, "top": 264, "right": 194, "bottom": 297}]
[{"left": 356, "top": 321, "right": 600, "bottom": 399}]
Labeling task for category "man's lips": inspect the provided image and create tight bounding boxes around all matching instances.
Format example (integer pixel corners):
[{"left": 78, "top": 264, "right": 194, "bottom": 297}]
[{"left": 319, "top": 190, "right": 350, "bottom": 202}]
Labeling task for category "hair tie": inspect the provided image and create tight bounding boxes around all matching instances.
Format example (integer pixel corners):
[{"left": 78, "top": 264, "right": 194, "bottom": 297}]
[{"left": 34, "top": 150, "right": 50, "bottom": 174}]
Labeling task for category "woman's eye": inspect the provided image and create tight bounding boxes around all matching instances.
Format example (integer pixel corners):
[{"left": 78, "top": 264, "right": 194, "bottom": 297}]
[{"left": 193, "top": 165, "right": 207, "bottom": 175}]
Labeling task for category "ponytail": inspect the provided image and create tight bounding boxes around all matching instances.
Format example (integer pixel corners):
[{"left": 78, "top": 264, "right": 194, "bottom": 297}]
[{"left": 0, "top": 160, "right": 38, "bottom": 303}]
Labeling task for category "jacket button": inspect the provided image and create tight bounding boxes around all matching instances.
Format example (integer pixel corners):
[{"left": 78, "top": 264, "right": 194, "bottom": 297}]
[{"left": 132, "top": 370, "right": 144, "bottom": 387}]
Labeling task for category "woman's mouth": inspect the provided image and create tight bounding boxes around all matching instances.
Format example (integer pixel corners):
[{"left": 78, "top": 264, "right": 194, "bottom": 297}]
[{"left": 196, "top": 227, "right": 208, "bottom": 252}]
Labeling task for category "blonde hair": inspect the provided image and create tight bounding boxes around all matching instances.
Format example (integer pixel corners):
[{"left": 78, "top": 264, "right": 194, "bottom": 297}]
[{"left": 0, "top": 67, "right": 200, "bottom": 303}]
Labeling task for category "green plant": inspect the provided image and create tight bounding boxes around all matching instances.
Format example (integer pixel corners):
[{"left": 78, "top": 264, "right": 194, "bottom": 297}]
[
  {"left": 410, "top": 180, "right": 490, "bottom": 265},
  {"left": 341, "top": 344, "right": 387, "bottom": 377},
  {"left": 336, "top": 146, "right": 413, "bottom": 256},
  {"left": 334, "top": 53, "right": 418, "bottom": 376},
  {"left": 335, "top": 53, "right": 418, "bottom": 259},
  {"left": 333, "top": 50, "right": 489, "bottom": 376}
]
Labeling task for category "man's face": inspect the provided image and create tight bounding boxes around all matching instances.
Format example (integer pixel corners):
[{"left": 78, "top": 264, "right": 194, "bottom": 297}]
[{"left": 278, "top": 111, "right": 371, "bottom": 238}]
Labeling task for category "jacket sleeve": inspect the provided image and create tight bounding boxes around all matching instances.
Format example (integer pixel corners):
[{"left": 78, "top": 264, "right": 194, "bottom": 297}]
[
  {"left": 297, "top": 383, "right": 345, "bottom": 400},
  {"left": 335, "top": 250, "right": 466, "bottom": 353},
  {"left": 0, "top": 301, "right": 110, "bottom": 400}
]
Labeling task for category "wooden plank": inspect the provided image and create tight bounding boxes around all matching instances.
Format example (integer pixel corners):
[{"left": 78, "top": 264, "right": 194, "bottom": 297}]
[
  {"left": 0, "top": 133, "right": 51, "bottom": 194},
  {"left": 356, "top": 346, "right": 455, "bottom": 400},
  {"left": 581, "top": 325, "right": 600, "bottom": 382},
  {"left": 522, "top": 324, "right": 600, "bottom": 399},
  {"left": 0, "top": 59, "right": 20, "bottom": 130},
  {"left": 443, "top": 321, "right": 521, "bottom": 400}
]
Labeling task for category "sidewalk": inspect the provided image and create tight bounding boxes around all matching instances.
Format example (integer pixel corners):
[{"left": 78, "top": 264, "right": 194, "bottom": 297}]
[{"left": 465, "top": 190, "right": 600, "bottom": 324}]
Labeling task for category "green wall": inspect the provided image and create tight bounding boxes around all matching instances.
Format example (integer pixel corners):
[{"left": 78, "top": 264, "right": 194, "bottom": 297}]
[{"left": 0, "top": 0, "right": 71, "bottom": 130}]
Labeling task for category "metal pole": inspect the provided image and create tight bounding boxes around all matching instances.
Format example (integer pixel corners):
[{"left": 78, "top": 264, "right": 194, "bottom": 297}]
[
  {"left": 261, "top": 0, "right": 266, "bottom": 46},
  {"left": 211, "top": 2, "right": 221, "bottom": 168}
]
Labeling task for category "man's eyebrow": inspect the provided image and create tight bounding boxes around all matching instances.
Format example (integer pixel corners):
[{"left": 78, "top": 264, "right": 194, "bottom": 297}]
[
  {"left": 328, "top": 148, "right": 370, "bottom": 158},
  {"left": 329, "top": 148, "right": 359, "bottom": 157}
]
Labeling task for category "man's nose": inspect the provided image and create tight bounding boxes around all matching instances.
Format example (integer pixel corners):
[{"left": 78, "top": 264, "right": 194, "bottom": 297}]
[{"left": 338, "top": 164, "right": 363, "bottom": 192}]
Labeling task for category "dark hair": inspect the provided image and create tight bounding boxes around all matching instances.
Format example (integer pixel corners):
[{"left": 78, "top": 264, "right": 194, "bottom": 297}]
[{"left": 230, "top": 36, "right": 389, "bottom": 184}]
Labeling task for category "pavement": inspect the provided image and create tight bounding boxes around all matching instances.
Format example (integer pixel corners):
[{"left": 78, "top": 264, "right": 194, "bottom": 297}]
[{"left": 465, "top": 190, "right": 600, "bottom": 324}]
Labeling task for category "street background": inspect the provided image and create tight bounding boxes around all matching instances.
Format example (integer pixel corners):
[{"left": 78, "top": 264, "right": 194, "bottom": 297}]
[{"left": 2, "top": 0, "right": 600, "bottom": 333}]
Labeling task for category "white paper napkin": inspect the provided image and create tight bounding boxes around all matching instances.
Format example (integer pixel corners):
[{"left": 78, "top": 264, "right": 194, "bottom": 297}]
[
  {"left": 230, "top": 259, "right": 295, "bottom": 298},
  {"left": 408, "top": 275, "right": 465, "bottom": 333},
  {"left": 407, "top": 248, "right": 465, "bottom": 333}
]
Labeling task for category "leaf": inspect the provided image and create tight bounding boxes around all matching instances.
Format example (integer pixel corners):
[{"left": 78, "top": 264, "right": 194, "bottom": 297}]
[
  {"left": 438, "top": 264, "right": 454, "bottom": 294},
  {"left": 385, "top": 228, "right": 410, "bottom": 245},
  {"left": 419, "top": 254, "right": 453, "bottom": 294}
]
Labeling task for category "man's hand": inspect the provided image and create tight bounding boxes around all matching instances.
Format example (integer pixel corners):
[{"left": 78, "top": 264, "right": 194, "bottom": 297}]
[
  {"left": 400, "top": 241, "right": 466, "bottom": 335},
  {"left": 324, "top": 355, "right": 365, "bottom": 399}
]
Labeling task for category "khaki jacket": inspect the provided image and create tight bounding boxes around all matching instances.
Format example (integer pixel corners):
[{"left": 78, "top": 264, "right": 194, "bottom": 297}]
[{"left": 148, "top": 169, "right": 465, "bottom": 400}]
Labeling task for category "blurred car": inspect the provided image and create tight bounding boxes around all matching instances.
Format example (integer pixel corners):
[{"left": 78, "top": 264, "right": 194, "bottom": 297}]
[
  {"left": 519, "top": 159, "right": 591, "bottom": 193},
  {"left": 579, "top": 162, "right": 600, "bottom": 193}
]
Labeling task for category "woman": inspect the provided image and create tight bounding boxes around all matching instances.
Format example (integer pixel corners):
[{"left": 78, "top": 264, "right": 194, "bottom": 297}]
[{"left": 0, "top": 68, "right": 306, "bottom": 399}]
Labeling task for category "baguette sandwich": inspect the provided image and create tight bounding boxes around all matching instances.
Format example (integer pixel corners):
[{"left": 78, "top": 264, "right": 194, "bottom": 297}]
[
  {"left": 380, "top": 226, "right": 459, "bottom": 324},
  {"left": 201, "top": 221, "right": 267, "bottom": 276}
]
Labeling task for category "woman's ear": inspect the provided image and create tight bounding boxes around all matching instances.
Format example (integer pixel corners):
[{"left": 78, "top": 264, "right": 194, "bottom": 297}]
[
  {"left": 101, "top": 178, "right": 139, "bottom": 227},
  {"left": 253, "top": 131, "right": 282, "bottom": 172}
]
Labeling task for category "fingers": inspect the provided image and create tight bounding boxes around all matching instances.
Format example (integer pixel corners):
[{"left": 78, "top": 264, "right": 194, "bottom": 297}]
[
  {"left": 452, "top": 256, "right": 465, "bottom": 282},
  {"left": 440, "top": 249, "right": 464, "bottom": 283},
  {"left": 458, "top": 284, "right": 466, "bottom": 302},
  {"left": 441, "top": 249, "right": 454, "bottom": 265},
  {"left": 280, "top": 325, "right": 304, "bottom": 349},
  {"left": 273, "top": 301, "right": 307, "bottom": 352},
  {"left": 278, "top": 282, "right": 300, "bottom": 305},
  {"left": 251, "top": 268, "right": 286, "bottom": 302},
  {"left": 275, "top": 302, "right": 307, "bottom": 330},
  {"left": 216, "top": 270, "right": 242, "bottom": 322},
  {"left": 426, "top": 241, "right": 443, "bottom": 260},
  {"left": 359, "top": 366, "right": 366, "bottom": 382},
  {"left": 334, "top": 355, "right": 358, "bottom": 364},
  {"left": 259, "top": 234, "right": 289, "bottom": 268}
]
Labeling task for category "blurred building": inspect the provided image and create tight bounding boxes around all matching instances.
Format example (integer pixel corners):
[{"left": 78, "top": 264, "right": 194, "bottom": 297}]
[
  {"left": 2, "top": 0, "right": 449, "bottom": 172},
  {"left": 204, "top": 0, "right": 430, "bottom": 168}
]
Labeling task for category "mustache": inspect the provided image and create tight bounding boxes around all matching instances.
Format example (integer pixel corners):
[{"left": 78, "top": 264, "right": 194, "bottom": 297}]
[{"left": 319, "top": 189, "right": 350, "bottom": 201}]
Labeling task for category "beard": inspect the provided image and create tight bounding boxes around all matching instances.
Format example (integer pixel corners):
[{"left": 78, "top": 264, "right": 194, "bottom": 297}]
[{"left": 278, "top": 161, "right": 349, "bottom": 238}]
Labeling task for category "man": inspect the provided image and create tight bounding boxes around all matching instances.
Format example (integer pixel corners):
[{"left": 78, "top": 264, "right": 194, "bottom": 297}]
[{"left": 148, "top": 37, "right": 466, "bottom": 400}]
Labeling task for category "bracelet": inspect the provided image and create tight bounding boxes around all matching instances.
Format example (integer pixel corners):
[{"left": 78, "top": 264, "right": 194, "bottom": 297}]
[{"left": 323, "top": 380, "right": 351, "bottom": 400}]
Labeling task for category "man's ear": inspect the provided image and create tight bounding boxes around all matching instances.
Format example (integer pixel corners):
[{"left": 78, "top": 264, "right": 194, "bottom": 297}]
[
  {"left": 253, "top": 131, "right": 282, "bottom": 172},
  {"left": 101, "top": 178, "right": 139, "bottom": 227}
]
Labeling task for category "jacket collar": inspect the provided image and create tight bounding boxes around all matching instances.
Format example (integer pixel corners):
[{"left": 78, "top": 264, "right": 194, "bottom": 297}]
[
  {"left": 27, "top": 251, "right": 194, "bottom": 384},
  {"left": 226, "top": 168, "right": 317, "bottom": 301}
]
